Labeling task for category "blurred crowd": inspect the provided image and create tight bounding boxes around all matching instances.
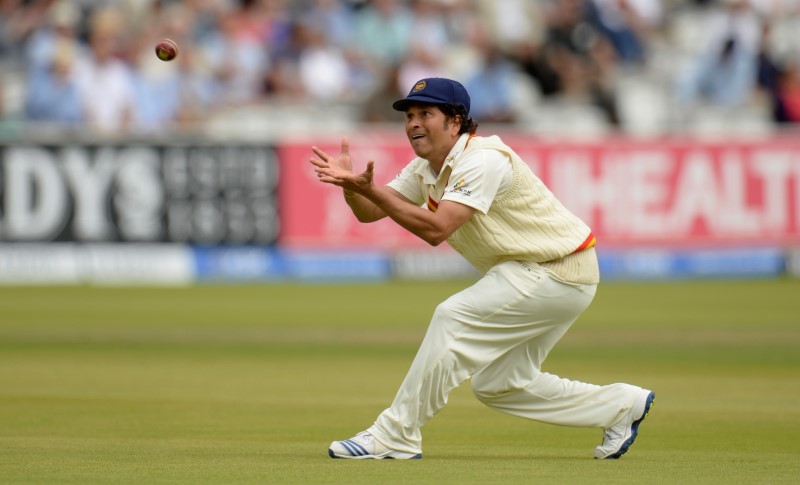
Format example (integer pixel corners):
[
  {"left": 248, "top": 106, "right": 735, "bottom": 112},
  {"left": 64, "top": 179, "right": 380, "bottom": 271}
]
[{"left": 3, "top": 0, "right": 800, "bottom": 135}]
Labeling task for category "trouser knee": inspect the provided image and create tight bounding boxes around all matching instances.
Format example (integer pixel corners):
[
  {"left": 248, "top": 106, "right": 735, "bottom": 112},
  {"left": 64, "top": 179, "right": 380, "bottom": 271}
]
[
  {"left": 471, "top": 374, "right": 514, "bottom": 403},
  {"left": 431, "top": 296, "right": 463, "bottom": 324},
  {"left": 471, "top": 368, "right": 542, "bottom": 403}
]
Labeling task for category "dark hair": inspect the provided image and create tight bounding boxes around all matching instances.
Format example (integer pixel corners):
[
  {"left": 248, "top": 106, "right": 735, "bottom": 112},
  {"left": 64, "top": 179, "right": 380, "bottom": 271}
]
[{"left": 439, "top": 104, "right": 479, "bottom": 135}]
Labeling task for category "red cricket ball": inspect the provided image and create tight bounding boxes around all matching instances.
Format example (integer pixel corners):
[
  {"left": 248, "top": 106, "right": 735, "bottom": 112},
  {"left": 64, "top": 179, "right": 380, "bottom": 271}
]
[{"left": 155, "top": 38, "right": 179, "bottom": 62}]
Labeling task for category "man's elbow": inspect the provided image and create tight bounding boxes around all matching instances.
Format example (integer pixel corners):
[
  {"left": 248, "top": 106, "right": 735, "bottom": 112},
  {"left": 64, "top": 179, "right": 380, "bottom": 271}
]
[
  {"left": 352, "top": 209, "right": 385, "bottom": 223},
  {"left": 422, "top": 229, "right": 450, "bottom": 246},
  {"left": 354, "top": 213, "right": 375, "bottom": 223}
]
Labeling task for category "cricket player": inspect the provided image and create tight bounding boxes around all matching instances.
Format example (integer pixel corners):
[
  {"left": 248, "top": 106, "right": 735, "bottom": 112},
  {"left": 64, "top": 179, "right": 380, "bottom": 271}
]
[{"left": 309, "top": 77, "right": 655, "bottom": 460}]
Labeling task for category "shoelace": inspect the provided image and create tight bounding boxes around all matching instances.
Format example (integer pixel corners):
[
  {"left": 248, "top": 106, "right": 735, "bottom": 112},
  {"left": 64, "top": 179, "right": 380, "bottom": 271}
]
[{"left": 353, "top": 432, "right": 374, "bottom": 445}]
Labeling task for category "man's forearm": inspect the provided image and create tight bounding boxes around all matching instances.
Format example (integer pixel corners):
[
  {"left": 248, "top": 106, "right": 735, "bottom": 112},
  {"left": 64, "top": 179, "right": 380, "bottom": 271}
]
[
  {"left": 362, "top": 186, "right": 449, "bottom": 246},
  {"left": 344, "top": 189, "right": 387, "bottom": 223}
]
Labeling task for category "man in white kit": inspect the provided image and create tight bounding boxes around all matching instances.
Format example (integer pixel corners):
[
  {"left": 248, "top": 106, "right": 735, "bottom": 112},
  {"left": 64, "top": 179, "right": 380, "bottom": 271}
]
[{"left": 310, "top": 77, "right": 655, "bottom": 460}]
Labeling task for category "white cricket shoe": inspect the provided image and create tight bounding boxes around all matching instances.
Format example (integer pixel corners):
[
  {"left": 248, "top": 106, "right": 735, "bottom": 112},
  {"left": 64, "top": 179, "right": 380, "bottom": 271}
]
[
  {"left": 328, "top": 431, "right": 422, "bottom": 459},
  {"left": 594, "top": 389, "right": 655, "bottom": 459}
]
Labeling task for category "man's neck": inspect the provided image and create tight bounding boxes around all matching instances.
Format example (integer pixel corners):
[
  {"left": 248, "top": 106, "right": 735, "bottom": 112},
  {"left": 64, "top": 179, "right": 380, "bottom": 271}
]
[
  {"left": 429, "top": 159, "right": 445, "bottom": 175},
  {"left": 428, "top": 137, "right": 463, "bottom": 175}
]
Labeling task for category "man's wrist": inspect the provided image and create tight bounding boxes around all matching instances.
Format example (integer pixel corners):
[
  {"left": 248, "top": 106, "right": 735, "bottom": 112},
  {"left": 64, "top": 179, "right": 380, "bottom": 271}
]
[{"left": 343, "top": 189, "right": 357, "bottom": 198}]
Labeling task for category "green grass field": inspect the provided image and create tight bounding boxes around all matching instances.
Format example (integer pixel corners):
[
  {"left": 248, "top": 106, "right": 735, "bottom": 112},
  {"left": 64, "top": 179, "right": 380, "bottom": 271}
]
[{"left": 1, "top": 279, "right": 799, "bottom": 484}]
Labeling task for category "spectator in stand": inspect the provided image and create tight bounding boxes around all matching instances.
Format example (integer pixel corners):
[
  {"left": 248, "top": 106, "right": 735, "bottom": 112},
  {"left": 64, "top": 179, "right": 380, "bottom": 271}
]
[
  {"left": 674, "top": 0, "right": 763, "bottom": 108},
  {"left": 24, "top": 39, "right": 84, "bottom": 124},
  {"left": 436, "top": 0, "right": 484, "bottom": 78},
  {"left": 474, "top": 0, "right": 546, "bottom": 56},
  {"left": 464, "top": 29, "right": 521, "bottom": 123},
  {"left": 200, "top": 1, "right": 271, "bottom": 107},
  {"left": 130, "top": 2, "right": 214, "bottom": 131},
  {"left": 297, "top": 24, "right": 351, "bottom": 102},
  {"left": 524, "top": 0, "right": 621, "bottom": 125},
  {"left": 257, "top": 0, "right": 294, "bottom": 61},
  {"left": 302, "top": 0, "right": 356, "bottom": 49},
  {"left": 301, "top": 0, "right": 374, "bottom": 96},
  {"left": 775, "top": 57, "right": 800, "bottom": 122},
  {"left": 587, "top": 0, "right": 663, "bottom": 66},
  {"left": 2, "top": 0, "right": 53, "bottom": 66},
  {"left": 407, "top": 0, "right": 450, "bottom": 59},
  {"left": 21, "top": 0, "right": 86, "bottom": 125},
  {"left": 439, "top": 0, "right": 481, "bottom": 44},
  {"left": 266, "top": 19, "right": 313, "bottom": 98},
  {"left": 470, "top": 0, "right": 543, "bottom": 102},
  {"left": 180, "top": 0, "right": 229, "bottom": 45},
  {"left": 25, "top": 0, "right": 84, "bottom": 73},
  {"left": 352, "top": 0, "right": 413, "bottom": 69},
  {"left": 754, "top": 21, "right": 789, "bottom": 122},
  {"left": 747, "top": 0, "right": 800, "bottom": 18},
  {"left": 361, "top": 62, "right": 405, "bottom": 122},
  {"left": 0, "top": 0, "right": 22, "bottom": 61},
  {"left": 397, "top": 45, "right": 449, "bottom": 98},
  {"left": 72, "top": 6, "right": 137, "bottom": 132},
  {"left": 395, "top": 0, "right": 450, "bottom": 92}
]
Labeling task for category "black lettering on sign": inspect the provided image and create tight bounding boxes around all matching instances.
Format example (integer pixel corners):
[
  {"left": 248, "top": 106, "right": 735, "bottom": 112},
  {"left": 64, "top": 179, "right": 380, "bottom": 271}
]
[{"left": 0, "top": 144, "right": 279, "bottom": 244}]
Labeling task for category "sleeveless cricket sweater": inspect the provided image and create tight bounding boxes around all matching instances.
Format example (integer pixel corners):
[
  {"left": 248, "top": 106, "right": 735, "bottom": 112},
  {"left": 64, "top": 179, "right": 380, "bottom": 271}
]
[{"left": 444, "top": 136, "right": 599, "bottom": 284}]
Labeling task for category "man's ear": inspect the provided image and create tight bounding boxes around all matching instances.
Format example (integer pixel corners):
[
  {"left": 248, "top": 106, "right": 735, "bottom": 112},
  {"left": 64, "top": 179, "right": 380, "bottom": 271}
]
[{"left": 450, "top": 115, "right": 462, "bottom": 134}]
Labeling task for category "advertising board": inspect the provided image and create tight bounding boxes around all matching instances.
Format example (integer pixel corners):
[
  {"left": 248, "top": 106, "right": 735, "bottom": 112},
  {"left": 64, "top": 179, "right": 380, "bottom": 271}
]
[
  {"left": 279, "top": 135, "right": 800, "bottom": 248},
  {"left": 0, "top": 143, "right": 280, "bottom": 245}
]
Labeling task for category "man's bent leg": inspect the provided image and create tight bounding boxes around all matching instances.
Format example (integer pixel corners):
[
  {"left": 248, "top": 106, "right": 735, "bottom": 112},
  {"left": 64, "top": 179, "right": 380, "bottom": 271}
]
[
  {"left": 467, "top": 274, "right": 654, "bottom": 457},
  {"left": 368, "top": 261, "right": 594, "bottom": 453}
]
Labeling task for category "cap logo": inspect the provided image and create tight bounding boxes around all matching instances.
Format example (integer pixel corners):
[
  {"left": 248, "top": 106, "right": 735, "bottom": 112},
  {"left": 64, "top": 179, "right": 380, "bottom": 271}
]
[{"left": 412, "top": 81, "right": 426, "bottom": 93}]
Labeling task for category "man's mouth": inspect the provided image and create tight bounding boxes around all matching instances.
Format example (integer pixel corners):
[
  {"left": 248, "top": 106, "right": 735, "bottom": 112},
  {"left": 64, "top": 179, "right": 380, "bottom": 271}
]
[{"left": 411, "top": 133, "right": 426, "bottom": 140}]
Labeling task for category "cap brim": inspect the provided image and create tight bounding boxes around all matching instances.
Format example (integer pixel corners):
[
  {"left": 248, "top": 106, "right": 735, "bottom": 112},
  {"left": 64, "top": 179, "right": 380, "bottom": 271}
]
[{"left": 392, "top": 95, "right": 451, "bottom": 112}]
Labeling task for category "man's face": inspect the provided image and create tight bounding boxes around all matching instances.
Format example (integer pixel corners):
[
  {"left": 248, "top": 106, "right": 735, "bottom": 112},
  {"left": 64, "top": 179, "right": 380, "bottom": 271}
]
[{"left": 404, "top": 104, "right": 461, "bottom": 164}]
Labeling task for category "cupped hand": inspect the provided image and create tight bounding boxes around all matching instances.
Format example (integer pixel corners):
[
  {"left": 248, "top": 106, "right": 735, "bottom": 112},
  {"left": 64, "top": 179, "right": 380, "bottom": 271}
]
[{"left": 310, "top": 138, "right": 376, "bottom": 196}]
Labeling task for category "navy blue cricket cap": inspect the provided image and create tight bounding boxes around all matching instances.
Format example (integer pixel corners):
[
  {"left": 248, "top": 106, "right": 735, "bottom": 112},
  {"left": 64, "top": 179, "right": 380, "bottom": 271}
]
[{"left": 392, "top": 78, "right": 470, "bottom": 114}]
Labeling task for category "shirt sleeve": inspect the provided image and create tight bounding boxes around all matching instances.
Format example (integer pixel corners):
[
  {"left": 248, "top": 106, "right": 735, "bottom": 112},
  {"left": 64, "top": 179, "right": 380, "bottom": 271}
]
[
  {"left": 386, "top": 159, "right": 425, "bottom": 206},
  {"left": 441, "top": 148, "right": 511, "bottom": 214}
]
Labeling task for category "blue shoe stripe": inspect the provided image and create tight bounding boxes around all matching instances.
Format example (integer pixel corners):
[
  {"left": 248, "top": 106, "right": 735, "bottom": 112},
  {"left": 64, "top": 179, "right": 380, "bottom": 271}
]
[
  {"left": 330, "top": 438, "right": 423, "bottom": 460},
  {"left": 338, "top": 439, "right": 370, "bottom": 457},
  {"left": 345, "top": 439, "right": 369, "bottom": 456},
  {"left": 339, "top": 440, "right": 358, "bottom": 456}
]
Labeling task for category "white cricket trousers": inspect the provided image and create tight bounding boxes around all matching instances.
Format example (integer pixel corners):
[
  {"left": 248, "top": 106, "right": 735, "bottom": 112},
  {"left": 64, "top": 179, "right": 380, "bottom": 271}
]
[{"left": 367, "top": 260, "right": 642, "bottom": 454}]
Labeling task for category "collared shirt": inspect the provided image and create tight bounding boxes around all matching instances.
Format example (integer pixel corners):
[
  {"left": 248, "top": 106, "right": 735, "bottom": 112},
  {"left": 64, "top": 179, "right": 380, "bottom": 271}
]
[
  {"left": 386, "top": 133, "right": 599, "bottom": 283},
  {"left": 387, "top": 133, "right": 512, "bottom": 214}
]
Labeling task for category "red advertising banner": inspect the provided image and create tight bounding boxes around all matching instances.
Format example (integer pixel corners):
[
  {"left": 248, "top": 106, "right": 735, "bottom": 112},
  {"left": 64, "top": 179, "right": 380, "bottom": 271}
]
[
  {"left": 278, "top": 133, "right": 426, "bottom": 249},
  {"left": 278, "top": 133, "right": 800, "bottom": 248}
]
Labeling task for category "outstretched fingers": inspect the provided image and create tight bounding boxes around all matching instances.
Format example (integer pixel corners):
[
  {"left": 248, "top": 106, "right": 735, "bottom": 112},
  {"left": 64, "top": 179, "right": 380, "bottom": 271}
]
[
  {"left": 312, "top": 165, "right": 339, "bottom": 183},
  {"left": 311, "top": 146, "right": 330, "bottom": 162},
  {"left": 309, "top": 139, "right": 358, "bottom": 188},
  {"left": 309, "top": 156, "right": 327, "bottom": 169},
  {"left": 311, "top": 159, "right": 348, "bottom": 186}
]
